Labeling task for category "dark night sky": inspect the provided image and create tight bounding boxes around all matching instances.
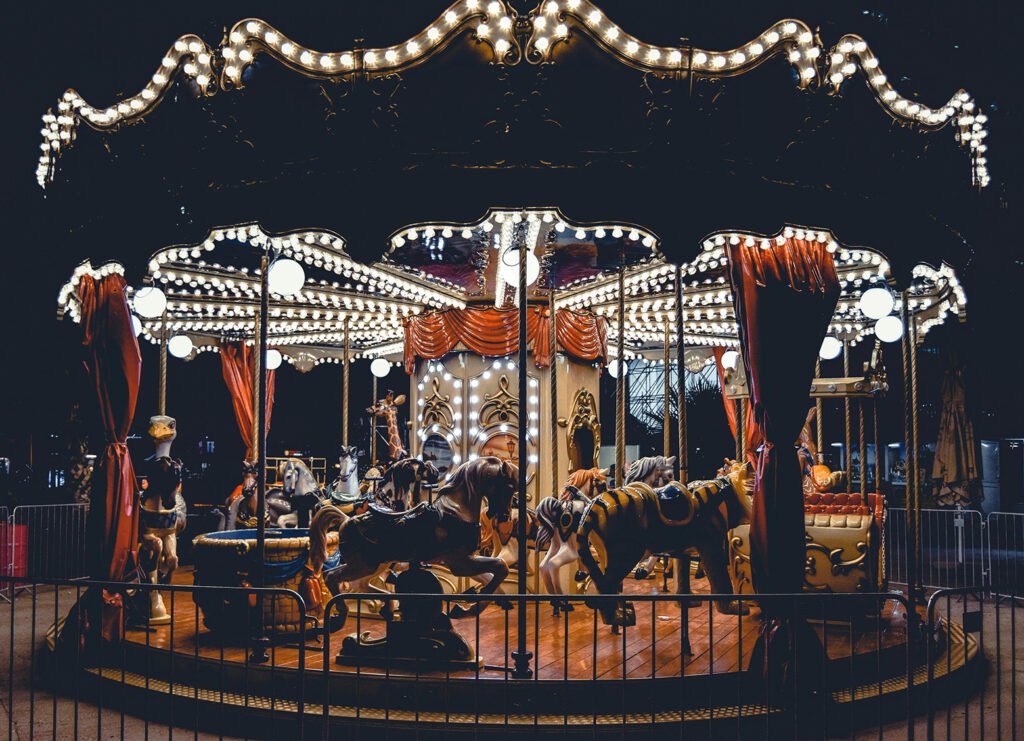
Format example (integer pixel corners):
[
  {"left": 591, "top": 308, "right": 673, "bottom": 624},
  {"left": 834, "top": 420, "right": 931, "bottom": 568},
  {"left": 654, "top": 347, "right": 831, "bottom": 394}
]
[{"left": 0, "top": 1, "right": 1021, "bottom": 501}]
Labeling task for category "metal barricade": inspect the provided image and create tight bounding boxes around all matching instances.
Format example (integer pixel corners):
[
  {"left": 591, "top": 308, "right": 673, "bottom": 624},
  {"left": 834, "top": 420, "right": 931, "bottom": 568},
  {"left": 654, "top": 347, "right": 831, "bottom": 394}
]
[
  {"left": 986, "top": 511, "right": 1024, "bottom": 598},
  {"left": 9, "top": 504, "right": 88, "bottom": 584},
  {"left": 885, "top": 507, "right": 987, "bottom": 590}
]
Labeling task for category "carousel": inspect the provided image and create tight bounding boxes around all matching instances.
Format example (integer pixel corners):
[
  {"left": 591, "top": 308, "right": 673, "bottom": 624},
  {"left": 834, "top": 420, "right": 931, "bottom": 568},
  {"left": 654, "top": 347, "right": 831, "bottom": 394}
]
[{"left": 42, "top": 1, "right": 988, "bottom": 736}]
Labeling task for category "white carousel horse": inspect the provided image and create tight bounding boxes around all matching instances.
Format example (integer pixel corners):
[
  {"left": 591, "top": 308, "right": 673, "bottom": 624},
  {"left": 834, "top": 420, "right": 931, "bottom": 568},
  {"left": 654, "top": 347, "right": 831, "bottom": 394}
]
[
  {"left": 535, "top": 467, "right": 608, "bottom": 606},
  {"left": 307, "top": 457, "right": 519, "bottom": 630},
  {"left": 327, "top": 446, "right": 360, "bottom": 505},
  {"left": 273, "top": 458, "right": 323, "bottom": 528},
  {"left": 139, "top": 456, "right": 187, "bottom": 625}
]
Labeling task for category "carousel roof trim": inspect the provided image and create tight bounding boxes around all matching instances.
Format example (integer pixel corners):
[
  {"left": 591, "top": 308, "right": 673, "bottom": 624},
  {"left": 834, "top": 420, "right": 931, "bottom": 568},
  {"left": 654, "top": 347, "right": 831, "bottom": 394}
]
[
  {"left": 35, "top": 3, "right": 991, "bottom": 189},
  {"left": 57, "top": 259, "right": 128, "bottom": 323}
]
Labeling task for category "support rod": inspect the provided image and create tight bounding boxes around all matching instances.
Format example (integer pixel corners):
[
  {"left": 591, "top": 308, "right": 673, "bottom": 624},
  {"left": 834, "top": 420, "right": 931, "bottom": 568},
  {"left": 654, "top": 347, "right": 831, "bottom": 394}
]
[
  {"left": 615, "top": 261, "right": 626, "bottom": 489},
  {"left": 815, "top": 359, "right": 824, "bottom": 455},
  {"left": 900, "top": 291, "right": 919, "bottom": 603},
  {"left": 908, "top": 308, "right": 923, "bottom": 602},
  {"left": 158, "top": 311, "right": 168, "bottom": 416},
  {"left": 342, "top": 317, "right": 350, "bottom": 448},
  {"left": 859, "top": 399, "right": 867, "bottom": 505},
  {"left": 550, "top": 288, "right": 559, "bottom": 492},
  {"left": 512, "top": 229, "right": 533, "bottom": 679},
  {"left": 251, "top": 250, "right": 270, "bottom": 664},
  {"left": 844, "top": 340, "right": 852, "bottom": 490},
  {"left": 675, "top": 266, "right": 687, "bottom": 481},
  {"left": 663, "top": 319, "right": 671, "bottom": 458},
  {"left": 371, "top": 375, "right": 378, "bottom": 466}
]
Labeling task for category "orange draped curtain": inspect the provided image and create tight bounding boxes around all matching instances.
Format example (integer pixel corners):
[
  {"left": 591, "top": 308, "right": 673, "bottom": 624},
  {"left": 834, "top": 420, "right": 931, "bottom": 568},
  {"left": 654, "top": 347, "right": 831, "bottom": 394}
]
[
  {"left": 219, "top": 342, "right": 276, "bottom": 461},
  {"left": 76, "top": 272, "right": 141, "bottom": 642},
  {"left": 404, "top": 306, "right": 607, "bottom": 373},
  {"left": 712, "top": 347, "right": 762, "bottom": 465}
]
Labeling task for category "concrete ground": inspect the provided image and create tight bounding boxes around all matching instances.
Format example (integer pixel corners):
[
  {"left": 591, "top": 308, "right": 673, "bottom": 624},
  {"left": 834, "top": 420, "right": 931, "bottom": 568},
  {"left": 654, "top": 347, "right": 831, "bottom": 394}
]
[{"left": 0, "top": 585, "right": 1020, "bottom": 739}]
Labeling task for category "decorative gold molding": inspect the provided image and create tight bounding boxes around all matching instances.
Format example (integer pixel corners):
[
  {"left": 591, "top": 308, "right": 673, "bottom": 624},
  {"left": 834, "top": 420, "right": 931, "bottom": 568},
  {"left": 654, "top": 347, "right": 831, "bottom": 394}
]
[
  {"left": 420, "top": 377, "right": 454, "bottom": 430},
  {"left": 560, "top": 387, "right": 600, "bottom": 471},
  {"left": 480, "top": 373, "right": 518, "bottom": 428}
]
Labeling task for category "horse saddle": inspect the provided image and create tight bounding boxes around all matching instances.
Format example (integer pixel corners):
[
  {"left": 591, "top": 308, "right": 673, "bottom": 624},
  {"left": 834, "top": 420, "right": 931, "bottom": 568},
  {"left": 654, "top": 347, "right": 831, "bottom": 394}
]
[
  {"left": 652, "top": 482, "right": 697, "bottom": 527},
  {"left": 141, "top": 508, "right": 178, "bottom": 531}
]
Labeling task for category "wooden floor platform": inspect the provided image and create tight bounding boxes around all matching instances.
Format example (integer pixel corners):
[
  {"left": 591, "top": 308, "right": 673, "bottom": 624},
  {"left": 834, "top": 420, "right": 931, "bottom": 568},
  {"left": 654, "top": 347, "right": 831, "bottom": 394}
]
[{"left": 124, "top": 567, "right": 912, "bottom": 682}]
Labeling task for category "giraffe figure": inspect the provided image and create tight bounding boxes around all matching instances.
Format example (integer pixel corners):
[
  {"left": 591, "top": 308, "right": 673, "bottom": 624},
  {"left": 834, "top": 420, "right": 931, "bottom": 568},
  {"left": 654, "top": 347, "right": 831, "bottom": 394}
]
[{"left": 367, "top": 391, "right": 409, "bottom": 463}]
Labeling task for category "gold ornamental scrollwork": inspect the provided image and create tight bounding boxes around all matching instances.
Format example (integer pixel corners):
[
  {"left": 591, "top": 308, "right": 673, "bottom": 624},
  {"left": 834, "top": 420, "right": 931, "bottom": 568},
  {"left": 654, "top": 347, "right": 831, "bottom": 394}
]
[
  {"left": 420, "top": 377, "right": 453, "bottom": 430},
  {"left": 558, "top": 387, "right": 601, "bottom": 471},
  {"left": 480, "top": 374, "right": 519, "bottom": 427}
]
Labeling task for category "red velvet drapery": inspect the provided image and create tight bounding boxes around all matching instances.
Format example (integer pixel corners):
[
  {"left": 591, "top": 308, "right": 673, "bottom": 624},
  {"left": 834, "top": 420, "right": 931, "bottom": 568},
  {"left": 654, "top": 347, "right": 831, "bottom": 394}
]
[
  {"left": 712, "top": 347, "right": 762, "bottom": 465},
  {"left": 727, "top": 237, "right": 839, "bottom": 596},
  {"left": 77, "top": 273, "right": 141, "bottom": 641},
  {"left": 219, "top": 342, "right": 276, "bottom": 461},
  {"left": 403, "top": 306, "right": 607, "bottom": 373}
]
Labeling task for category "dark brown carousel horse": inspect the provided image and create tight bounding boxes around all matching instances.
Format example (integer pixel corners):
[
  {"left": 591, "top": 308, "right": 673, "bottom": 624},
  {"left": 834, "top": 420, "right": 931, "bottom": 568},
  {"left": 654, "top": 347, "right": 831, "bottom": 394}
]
[{"left": 307, "top": 456, "right": 518, "bottom": 629}]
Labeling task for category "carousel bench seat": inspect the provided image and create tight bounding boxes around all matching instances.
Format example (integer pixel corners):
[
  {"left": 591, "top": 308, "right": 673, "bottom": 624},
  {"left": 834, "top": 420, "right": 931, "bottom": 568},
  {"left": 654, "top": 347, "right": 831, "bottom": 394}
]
[{"left": 729, "top": 492, "right": 886, "bottom": 595}]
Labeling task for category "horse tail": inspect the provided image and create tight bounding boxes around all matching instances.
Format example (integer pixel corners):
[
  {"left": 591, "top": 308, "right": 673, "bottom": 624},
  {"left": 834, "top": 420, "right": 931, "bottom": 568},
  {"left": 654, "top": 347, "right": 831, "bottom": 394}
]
[
  {"left": 534, "top": 497, "right": 558, "bottom": 551},
  {"left": 576, "top": 495, "right": 610, "bottom": 593},
  {"left": 308, "top": 505, "right": 347, "bottom": 574}
]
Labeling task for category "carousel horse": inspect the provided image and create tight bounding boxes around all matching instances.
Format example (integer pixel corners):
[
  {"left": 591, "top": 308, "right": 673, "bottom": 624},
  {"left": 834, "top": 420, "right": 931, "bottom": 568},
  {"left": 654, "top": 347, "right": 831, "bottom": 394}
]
[
  {"left": 327, "top": 445, "right": 360, "bottom": 506},
  {"left": 139, "top": 456, "right": 187, "bottom": 625},
  {"left": 272, "top": 458, "right": 323, "bottom": 528},
  {"left": 368, "top": 391, "right": 409, "bottom": 462},
  {"left": 535, "top": 467, "right": 608, "bottom": 607},
  {"left": 577, "top": 461, "right": 753, "bottom": 628},
  {"left": 372, "top": 457, "right": 440, "bottom": 511},
  {"left": 624, "top": 456, "right": 678, "bottom": 581},
  {"left": 798, "top": 407, "right": 846, "bottom": 494},
  {"left": 307, "top": 456, "right": 518, "bottom": 631}
]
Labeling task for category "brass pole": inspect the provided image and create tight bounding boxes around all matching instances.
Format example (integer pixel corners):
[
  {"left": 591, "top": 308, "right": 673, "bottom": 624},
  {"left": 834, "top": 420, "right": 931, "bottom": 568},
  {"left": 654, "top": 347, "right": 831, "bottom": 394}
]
[
  {"left": 251, "top": 312, "right": 262, "bottom": 462},
  {"left": 371, "top": 374, "right": 378, "bottom": 466},
  {"left": 844, "top": 340, "right": 852, "bottom": 490},
  {"left": 675, "top": 267, "right": 687, "bottom": 481},
  {"left": 737, "top": 398, "right": 746, "bottom": 461},
  {"left": 342, "top": 316, "right": 350, "bottom": 448},
  {"left": 909, "top": 308, "right": 923, "bottom": 601},
  {"left": 663, "top": 319, "right": 671, "bottom": 458},
  {"left": 815, "top": 359, "right": 824, "bottom": 454},
  {"left": 859, "top": 399, "right": 867, "bottom": 505},
  {"left": 873, "top": 398, "right": 881, "bottom": 490},
  {"left": 550, "top": 289, "right": 559, "bottom": 492},
  {"left": 900, "top": 291, "right": 919, "bottom": 603},
  {"left": 158, "top": 311, "right": 168, "bottom": 416},
  {"left": 512, "top": 225, "right": 532, "bottom": 678},
  {"left": 615, "top": 262, "right": 626, "bottom": 488}
]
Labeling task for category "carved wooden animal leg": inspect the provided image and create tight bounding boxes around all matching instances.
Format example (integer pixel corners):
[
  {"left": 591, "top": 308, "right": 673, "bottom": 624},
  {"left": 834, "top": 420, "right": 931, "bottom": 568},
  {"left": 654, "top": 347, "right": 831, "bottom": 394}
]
[
  {"left": 443, "top": 554, "right": 510, "bottom": 618},
  {"left": 323, "top": 555, "right": 380, "bottom": 631},
  {"left": 674, "top": 554, "right": 694, "bottom": 655},
  {"left": 541, "top": 532, "right": 582, "bottom": 615},
  {"left": 699, "top": 539, "right": 749, "bottom": 616},
  {"left": 582, "top": 539, "right": 645, "bottom": 629}
]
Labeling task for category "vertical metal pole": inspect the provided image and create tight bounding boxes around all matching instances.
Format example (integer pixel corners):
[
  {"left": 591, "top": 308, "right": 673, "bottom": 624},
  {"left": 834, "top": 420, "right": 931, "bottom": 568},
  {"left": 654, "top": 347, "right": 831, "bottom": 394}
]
[
  {"left": 158, "top": 311, "right": 168, "bottom": 416},
  {"left": 815, "top": 359, "right": 824, "bottom": 455},
  {"left": 663, "top": 319, "right": 671, "bottom": 458},
  {"left": 512, "top": 234, "right": 533, "bottom": 679},
  {"left": 675, "top": 266, "right": 687, "bottom": 482},
  {"left": 251, "top": 312, "right": 262, "bottom": 461},
  {"left": 737, "top": 398, "right": 746, "bottom": 462},
  {"left": 342, "top": 317, "right": 350, "bottom": 448},
  {"left": 251, "top": 251, "right": 270, "bottom": 663},
  {"left": 873, "top": 398, "right": 881, "bottom": 490},
  {"left": 859, "top": 399, "right": 867, "bottom": 505},
  {"left": 844, "top": 340, "right": 852, "bottom": 490},
  {"left": 371, "top": 375, "right": 378, "bottom": 465},
  {"left": 549, "top": 289, "right": 559, "bottom": 490},
  {"left": 615, "top": 262, "right": 626, "bottom": 489},
  {"left": 909, "top": 309, "right": 923, "bottom": 602},
  {"left": 900, "top": 291, "right": 919, "bottom": 603}
]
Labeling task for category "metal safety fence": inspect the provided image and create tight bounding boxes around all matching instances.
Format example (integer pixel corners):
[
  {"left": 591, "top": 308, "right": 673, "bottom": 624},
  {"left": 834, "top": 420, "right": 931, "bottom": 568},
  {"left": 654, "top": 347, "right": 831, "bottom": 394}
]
[
  {"left": 885, "top": 507, "right": 1024, "bottom": 595},
  {"left": 1, "top": 504, "right": 88, "bottom": 602},
  {"left": 1, "top": 574, "right": 1018, "bottom": 739}
]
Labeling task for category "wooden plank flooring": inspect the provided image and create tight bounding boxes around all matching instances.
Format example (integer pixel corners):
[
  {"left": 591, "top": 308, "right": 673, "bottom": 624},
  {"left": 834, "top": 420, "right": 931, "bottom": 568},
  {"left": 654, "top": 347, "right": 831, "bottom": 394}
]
[{"left": 125, "top": 567, "right": 908, "bottom": 682}]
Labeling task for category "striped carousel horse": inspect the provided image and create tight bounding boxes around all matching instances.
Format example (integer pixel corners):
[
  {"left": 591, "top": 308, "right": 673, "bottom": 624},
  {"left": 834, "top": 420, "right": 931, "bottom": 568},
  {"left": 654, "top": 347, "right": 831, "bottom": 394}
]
[{"left": 577, "top": 461, "right": 753, "bottom": 630}]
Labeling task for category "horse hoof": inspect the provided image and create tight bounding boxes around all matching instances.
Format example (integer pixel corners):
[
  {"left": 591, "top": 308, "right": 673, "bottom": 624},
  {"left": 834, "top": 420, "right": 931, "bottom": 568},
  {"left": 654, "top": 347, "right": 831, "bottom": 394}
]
[
  {"left": 634, "top": 567, "right": 649, "bottom": 581},
  {"left": 574, "top": 570, "right": 588, "bottom": 583},
  {"left": 717, "top": 600, "right": 750, "bottom": 616}
]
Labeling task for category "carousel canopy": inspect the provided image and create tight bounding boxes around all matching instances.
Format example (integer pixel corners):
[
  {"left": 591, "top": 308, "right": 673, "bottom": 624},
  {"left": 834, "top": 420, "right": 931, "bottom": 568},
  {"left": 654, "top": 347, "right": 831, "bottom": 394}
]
[{"left": 57, "top": 211, "right": 966, "bottom": 371}]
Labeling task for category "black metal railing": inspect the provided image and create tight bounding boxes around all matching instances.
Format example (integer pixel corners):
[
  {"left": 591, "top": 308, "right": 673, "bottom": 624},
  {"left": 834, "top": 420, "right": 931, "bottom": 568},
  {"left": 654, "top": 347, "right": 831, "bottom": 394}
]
[{"left": 0, "top": 574, "right": 1019, "bottom": 739}]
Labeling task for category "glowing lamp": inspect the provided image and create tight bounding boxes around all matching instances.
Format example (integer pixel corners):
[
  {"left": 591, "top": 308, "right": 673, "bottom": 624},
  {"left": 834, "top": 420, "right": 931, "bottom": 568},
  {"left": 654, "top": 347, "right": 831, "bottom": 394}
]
[
  {"left": 608, "top": 359, "right": 629, "bottom": 378},
  {"left": 133, "top": 286, "right": 167, "bottom": 318},
  {"left": 265, "top": 348, "right": 283, "bottom": 371},
  {"left": 167, "top": 335, "right": 193, "bottom": 358},
  {"left": 819, "top": 336, "right": 843, "bottom": 360},
  {"left": 859, "top": 287, "right": 895, "bottom": 320},
  {"left": 267, "top": 258, "right": 305, "bottom": 296},
  {"left": 130, "top": 314, "right": 142, "bottom": 337},
  {"left": 370, "top": 358, "right": 391, "bottom": 378},
  {"left": 874, "top": 315, "right": 904, "bottom": 343},
  {"left": 499, "top": 249, "right": 540, "bottom": 287},
  {"left": 721, "top": 350, "right": 740, "bottom": 370}
]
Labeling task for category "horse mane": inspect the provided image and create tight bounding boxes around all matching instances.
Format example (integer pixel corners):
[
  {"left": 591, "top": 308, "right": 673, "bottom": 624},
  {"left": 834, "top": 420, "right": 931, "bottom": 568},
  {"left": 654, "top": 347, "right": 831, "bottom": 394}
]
[
  {"left": 565, "top": 467, "right": 606, "bottom": 493},
  {"left": 624, "top": 456, "right": 664, "bottom": 484},
  {"left": 438, "top": 456, "right": 515, "bottom": 514}
]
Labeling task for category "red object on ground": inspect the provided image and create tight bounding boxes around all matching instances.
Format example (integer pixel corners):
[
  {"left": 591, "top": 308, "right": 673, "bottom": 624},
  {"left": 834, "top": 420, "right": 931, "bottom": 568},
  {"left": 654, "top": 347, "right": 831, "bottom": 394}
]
[{"left": 0, "top": 524, "right": 28, "bottom": 577}]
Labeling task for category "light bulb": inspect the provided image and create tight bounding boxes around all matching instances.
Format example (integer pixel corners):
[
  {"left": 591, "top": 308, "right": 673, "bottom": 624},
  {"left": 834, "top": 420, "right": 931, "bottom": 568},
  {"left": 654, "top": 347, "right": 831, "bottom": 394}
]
[
  {"left": 608, "top": 359, "right": 628, "bottom": 378},
  {"left": 130, "top": 314, "right": 142, "bottom": 337},
  {"left": 819, "top": 336, "right": 843, "bottom": 360},
  {"left": 167, "top": 335, "right": 193, "bottom": 358},
  {"left": 874, "top": 315, "right": 904, "bottom": 343},
  {"left": 133, "top": 286, "right": 167, "bottom": 318},
  {"left": 370, "top": 358, "right": 391, "bottom": 378},
  {"left": 267, "top": 258, "right": 305, "bottom": 296},
  {"left": 859, "top": 287, "right": 895, "bottom": 320},
  {"left": 265, "top": 348, "right": 283, "bottom": 371},
  {"left": 721, "top": 350, "right": 739, "bottom": 370},
  {"left": 499, "top": 249, "right": 541, "bottom": 287}
]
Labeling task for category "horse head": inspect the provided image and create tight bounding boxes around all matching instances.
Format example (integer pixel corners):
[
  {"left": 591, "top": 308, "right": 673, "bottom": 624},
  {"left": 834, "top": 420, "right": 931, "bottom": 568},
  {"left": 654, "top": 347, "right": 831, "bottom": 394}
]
[
  {"left": 337, "top": 446, "right": 359, "bottom": 482},
  {"left": 439, "top": 456, "right": 518, "bottom": 522},
  {"left": 564, "top": 467, "right": 608, "bottom": 500},
  {"left": 625, "top": 456, "right": 675, "bottom": 487},
  {"left": 721, "top": 459, "right": 755, "bottom": 528}
]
